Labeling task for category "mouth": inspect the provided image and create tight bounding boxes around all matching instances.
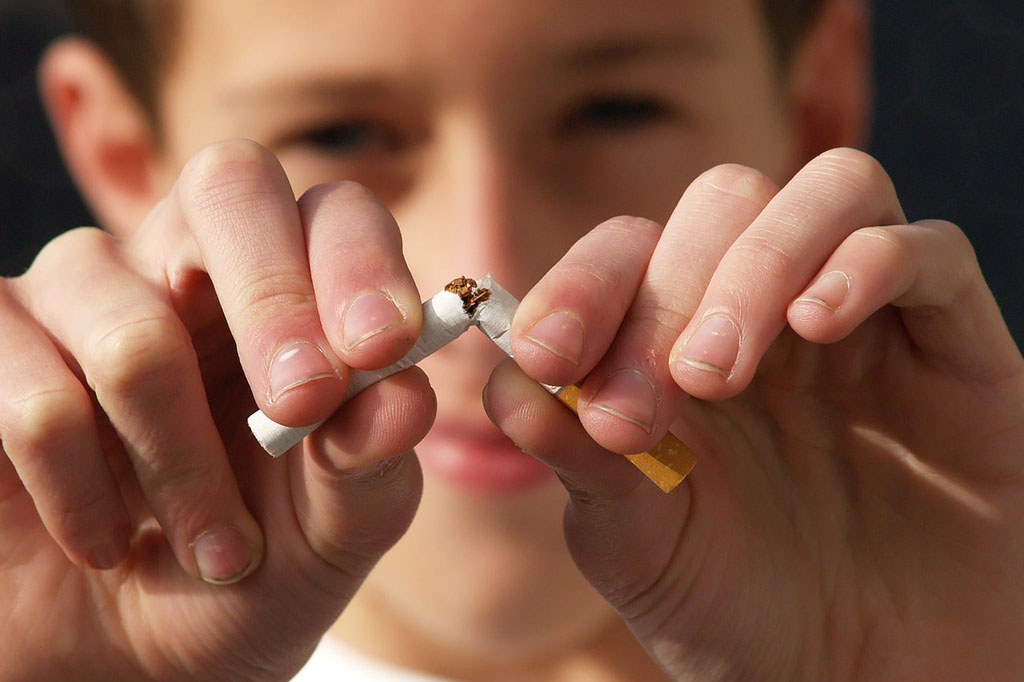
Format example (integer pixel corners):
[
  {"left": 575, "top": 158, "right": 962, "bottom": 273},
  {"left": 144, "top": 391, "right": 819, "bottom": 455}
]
[{"left": 416, "top": 418, "right": 554, "bottom": 493}]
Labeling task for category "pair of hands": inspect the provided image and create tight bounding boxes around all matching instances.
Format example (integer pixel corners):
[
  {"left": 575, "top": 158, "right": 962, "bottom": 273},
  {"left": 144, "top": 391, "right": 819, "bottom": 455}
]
[{"left": 1, "top": 140, "right": 1022, "bottom": 681}]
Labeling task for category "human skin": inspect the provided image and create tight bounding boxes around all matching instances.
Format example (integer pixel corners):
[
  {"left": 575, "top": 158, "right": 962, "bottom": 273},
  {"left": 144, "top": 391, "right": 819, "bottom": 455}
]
[{"left": 0, "top": 0, "right": 1022, "bottom": 681}]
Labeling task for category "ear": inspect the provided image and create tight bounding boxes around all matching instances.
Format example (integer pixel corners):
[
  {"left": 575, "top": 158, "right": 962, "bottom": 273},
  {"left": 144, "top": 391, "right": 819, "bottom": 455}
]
[
  {"left": 784, "top": 0, "right": 871, "bottom": 172},
  {"left": 38, "top": 37, "right": 164, "bottom": 238}
]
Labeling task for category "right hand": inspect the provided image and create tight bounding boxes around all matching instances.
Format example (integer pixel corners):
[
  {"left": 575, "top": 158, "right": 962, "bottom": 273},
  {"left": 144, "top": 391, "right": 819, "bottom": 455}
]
[{"left": 0, "top": 140, "right": 432, "bottom": 681}]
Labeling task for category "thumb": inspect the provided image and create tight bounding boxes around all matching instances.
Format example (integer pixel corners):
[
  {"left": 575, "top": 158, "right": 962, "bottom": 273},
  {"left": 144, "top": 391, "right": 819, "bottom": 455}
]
[
  {"left": 287, "top": 367, "right": 431, "bottom": 582},
  {"left": 483, "top": 358, "right": 691, "bottom": 611},
  {"left": 221, "top": 367, "right": 430, "bottom": 668}
]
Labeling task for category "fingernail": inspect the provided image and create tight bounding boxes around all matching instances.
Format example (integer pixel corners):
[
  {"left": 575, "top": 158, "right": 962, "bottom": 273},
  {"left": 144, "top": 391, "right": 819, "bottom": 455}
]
[
  {"left": 796, "top": 270, "right": 851, "bottom": 312},
  {"left": 193, "top": 526, "right": 254, "bottom": 584},
  {"left": 589, "top": 369, "right": 657, "bottom": 434},
  {"left": 343, "top": 291, "right": 405, "bottom": 349},
  {"left": 524, "top": 310, "right": 585, "bottom": 365},
  {"left": 679, "top": 314, "right": 740, "bottom": 376},
  {"left": 268, "top": 340, "right": 336, "bottom": 403}
]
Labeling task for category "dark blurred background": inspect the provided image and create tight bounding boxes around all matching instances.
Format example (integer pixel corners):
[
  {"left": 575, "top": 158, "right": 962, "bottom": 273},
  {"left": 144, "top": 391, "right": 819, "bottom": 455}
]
[{"left": 2, "top": 0, "right": 1022, "bottom": 344}]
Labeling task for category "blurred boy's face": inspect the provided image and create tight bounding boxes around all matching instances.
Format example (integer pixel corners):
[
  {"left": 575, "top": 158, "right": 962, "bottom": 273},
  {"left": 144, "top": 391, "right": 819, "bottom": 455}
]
[{"left": 153, "top": 0, "right": 796, "bottom": 664}]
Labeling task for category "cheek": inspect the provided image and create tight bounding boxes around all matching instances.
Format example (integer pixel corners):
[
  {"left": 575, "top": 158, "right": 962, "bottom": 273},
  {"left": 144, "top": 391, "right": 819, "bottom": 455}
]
[
  {"left": 695, "top": 72, "right": 795, "bottom": 182},
  {"left": 710, "top": 106, "right": 793, "bottom": 183}
]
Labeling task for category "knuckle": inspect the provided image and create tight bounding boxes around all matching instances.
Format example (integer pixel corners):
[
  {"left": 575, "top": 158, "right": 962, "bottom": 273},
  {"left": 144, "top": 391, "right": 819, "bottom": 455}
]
[
  {"left": 731, "top": 230, "right": 798, "bottom": 281},
  {"left": 41, "top": 226, "right": 111, "bottom": 254},
  {"left": 304, "top": 458, "right": 419, "bottom": 567},
  {"left": 3, "top": 387, "right": 93, "bottom": 457},
  {"left": 692, "top": 163, "right": 778, "bottom": 206},
  {"left": 561, "top": 214, "right": 663, "bottom": 284},
  {"left": 140, "top": 454, "right": 223, "bottom": 504},
  {"left": 182, "top": 139, "right": 274, "bottom": 187},
  {"left": 626, "top": 297, "right": 692, "bottom": 344},
  {"left": 299, "top": 179, "right": 382, "bottom": 211},
  {"left": 598, "top": 215, "right": 663, "bottom": 241},
  {"left": 815, "top": 147, "right": 895, "bottom": 197},
  {"left": 816, "top": 146, "right": 879, "bottom": 172},
  {"left": 86, "top": 314, "right": 196, "bottom": 395},
  {"left": 300, "top": 181, "right": 404, "bottom": 275},
  {"left": 558, "top": 255, "right": 627, "bottom": 296},
  {"left": 317, "top": 450, "right": 414, "bottom": 492},
  {"left": 310, "top": 529, "right": 397, "bottom": 582},
  {"left": 235, "top": 268, "right": 316, "bottom": 319},
  {"left": 852, "top": 225, "right": 922, "bottom": 275},
  {"left": 926, "top": 219, "right": 976, "bottom": 261},
  {"left": 178, "top": 139, "right": 280, "bottom": 209},
  {"left": 20, "top": 227, "right": 112, "bottom": 282},
  {"left": 58, "top": 485, "right": 116, "bottom": 537},
  {"left": 917, "top": 220, "right": 981, "bottom": 303},
  {"left": 558, "top": 216, "right": 662, "bottom": 294}
]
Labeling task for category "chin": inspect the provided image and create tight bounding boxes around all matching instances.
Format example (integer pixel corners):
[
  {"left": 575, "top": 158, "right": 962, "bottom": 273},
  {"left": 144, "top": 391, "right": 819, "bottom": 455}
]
[{"left": 350, "top": 463, "right": 619, "bottom": 663}]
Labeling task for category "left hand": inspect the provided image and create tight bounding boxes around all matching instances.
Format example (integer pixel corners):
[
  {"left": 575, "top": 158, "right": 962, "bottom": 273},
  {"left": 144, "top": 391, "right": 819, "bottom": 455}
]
[{"left": 484, "top": 148, "right": 1024, "bottom": 681}]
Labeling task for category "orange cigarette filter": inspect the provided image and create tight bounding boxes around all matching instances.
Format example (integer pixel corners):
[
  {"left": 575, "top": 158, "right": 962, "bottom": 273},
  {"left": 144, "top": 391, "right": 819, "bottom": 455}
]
[{"left": 552, "top": 385, "right": 695, "bottom": 493}]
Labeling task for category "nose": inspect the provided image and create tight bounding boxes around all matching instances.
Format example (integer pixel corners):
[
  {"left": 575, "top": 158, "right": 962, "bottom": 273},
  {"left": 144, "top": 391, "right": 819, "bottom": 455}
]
[
  {"left": 394, "top": 115, "right": 563, "bottom": 299},
  {"left": 393, "top": 115, "right": 559, "bottom": 413}
]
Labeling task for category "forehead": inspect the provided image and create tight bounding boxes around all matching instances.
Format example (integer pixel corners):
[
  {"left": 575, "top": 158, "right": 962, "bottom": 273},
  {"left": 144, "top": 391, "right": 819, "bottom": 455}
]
[{"left": 170, "top": 0, "right": 770, "bottom": 89}]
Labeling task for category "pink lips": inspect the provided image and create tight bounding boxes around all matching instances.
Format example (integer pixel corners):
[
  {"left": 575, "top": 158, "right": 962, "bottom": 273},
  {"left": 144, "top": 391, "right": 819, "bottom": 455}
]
[{"left": 416, "top": 419, "right": 554, "bottom": 493}]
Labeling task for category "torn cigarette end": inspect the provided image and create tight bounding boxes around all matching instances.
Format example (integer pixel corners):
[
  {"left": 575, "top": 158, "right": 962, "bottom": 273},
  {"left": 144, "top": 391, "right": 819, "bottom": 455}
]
[{"left": 445, "top": 276, "right": 491, "bottom": 314}]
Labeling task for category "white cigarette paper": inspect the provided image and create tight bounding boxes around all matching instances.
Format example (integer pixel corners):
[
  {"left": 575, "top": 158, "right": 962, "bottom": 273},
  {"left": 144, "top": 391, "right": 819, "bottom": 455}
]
[
  {"left": 248, "top": 287, "right": 472, "bottom": 456},
  {"left": 474, "top": 277, "right": 562, "bottom": 396},
  {"left": 472, "top": 275, "right": 515, "bottom": 355},
  {"left": 249, "top": 277, "right": 521, "bottom": 455}
]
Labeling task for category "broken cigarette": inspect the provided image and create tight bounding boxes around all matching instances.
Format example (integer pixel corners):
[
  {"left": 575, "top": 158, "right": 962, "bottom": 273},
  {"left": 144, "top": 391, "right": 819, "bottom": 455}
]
[
  {"left": 248, "top": 276, "right": 696, "bottom": 492},
  {"left": 247, "top": 286, "right": 472, "bottom": 456}
]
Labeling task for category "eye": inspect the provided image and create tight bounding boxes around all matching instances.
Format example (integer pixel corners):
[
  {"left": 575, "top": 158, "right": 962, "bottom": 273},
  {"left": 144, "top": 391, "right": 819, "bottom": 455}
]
[
  {"left": 559, "top": 94, "right": 673, "bottom": 134},
  {"left": 294, "top": 118, "right": 406, "bottom": 156}
]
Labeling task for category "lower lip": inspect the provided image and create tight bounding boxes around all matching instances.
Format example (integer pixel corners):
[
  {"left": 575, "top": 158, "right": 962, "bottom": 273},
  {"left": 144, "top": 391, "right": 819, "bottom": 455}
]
[{"left": 416, "top": 421, "right": 554, "bottom": 493}]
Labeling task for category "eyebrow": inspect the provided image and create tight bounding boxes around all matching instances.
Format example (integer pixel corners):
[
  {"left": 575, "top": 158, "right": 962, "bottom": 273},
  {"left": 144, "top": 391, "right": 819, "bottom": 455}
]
[
  {"left": 556, "top": 33, "right": 719, "bottom": 69},
  {"left": 221, "top": 78, "right": 404, "bottom": 108},
  {"left": 223, "top": 33, "right": 716, "bottom": 107}
]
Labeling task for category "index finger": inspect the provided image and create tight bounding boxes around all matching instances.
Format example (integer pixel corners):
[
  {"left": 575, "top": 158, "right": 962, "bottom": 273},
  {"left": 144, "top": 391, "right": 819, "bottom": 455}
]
[{"left": 162, "top": 140, "right": 421, "bottom": 428}]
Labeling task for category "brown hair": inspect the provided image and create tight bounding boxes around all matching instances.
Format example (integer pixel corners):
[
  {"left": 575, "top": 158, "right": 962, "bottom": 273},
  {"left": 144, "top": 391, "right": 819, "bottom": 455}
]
[
  {"left": 64, "top": 0, "right": 825, "bottom": 123},
  {"left": 63, "top": 0, "right": 179, "bottom": 124},
  {"left": 762, "top": 0, "right": 829, "bottom": 67}
]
